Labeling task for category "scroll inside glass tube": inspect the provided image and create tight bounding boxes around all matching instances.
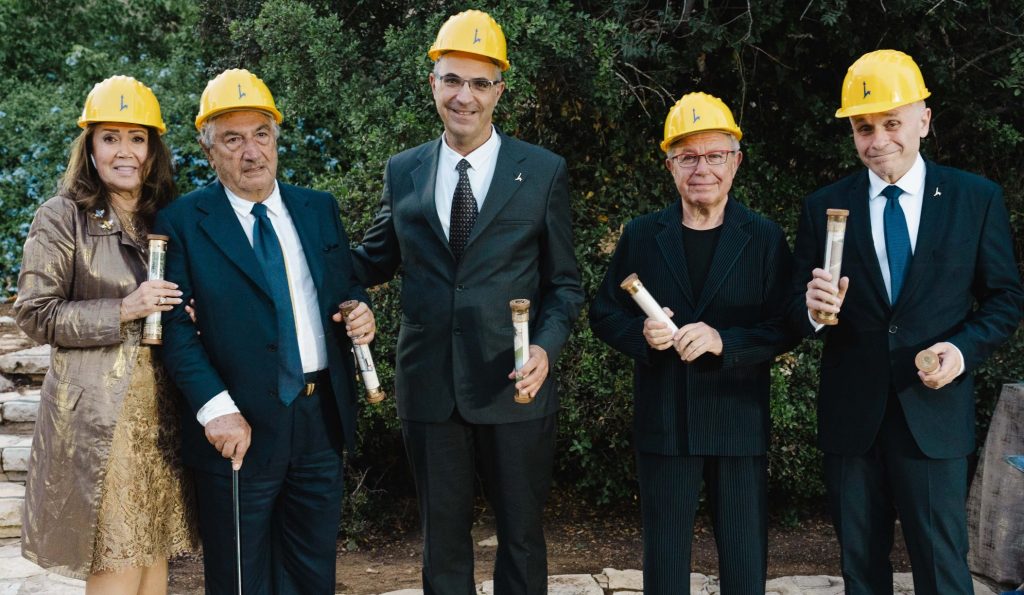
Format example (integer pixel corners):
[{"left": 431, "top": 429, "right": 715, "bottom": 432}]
[
  {"left": 141, "top": 234, "right": 169, "bottom": 345},
  {"left": 510, "top": 299, "right": 532, "bottom": 404},
  {"left": 817, "top": 209, "right": 849, "bottom": 326},
  {"left": 619, "top": 273, "right": 679, "bottom": 334},
  {"left": 340, "top": 300, "right": 385, "bottom": 404}
]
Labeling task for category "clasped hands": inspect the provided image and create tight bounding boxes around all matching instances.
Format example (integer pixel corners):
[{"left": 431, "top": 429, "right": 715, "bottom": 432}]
[
  {"left": 643, "top": 307, "right": 722, "bottom": 362},
  {"left": 805, "top": 268, "right": 960, "bottom": 390}
]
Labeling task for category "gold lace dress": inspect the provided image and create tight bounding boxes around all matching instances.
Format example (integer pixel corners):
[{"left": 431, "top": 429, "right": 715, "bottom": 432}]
[{"left": 89, "top": 334, "right": 197, "bottom": 573}]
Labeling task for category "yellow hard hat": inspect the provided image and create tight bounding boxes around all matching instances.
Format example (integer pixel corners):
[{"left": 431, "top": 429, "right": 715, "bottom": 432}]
[
  {"left": 661, "top": 92, "right": 742, "bottom": 152},
  {"left": 78, "top": 75, "right": 166, "bottom": 135},
  {"left": 195, "top": 69, "right": 283, "bottom": 130},
  {"left": 835, "top": 50, "right": 931, "bottom": 118},
  {"left": 428, "top": 10, "right": 509, "bottom": 72}
]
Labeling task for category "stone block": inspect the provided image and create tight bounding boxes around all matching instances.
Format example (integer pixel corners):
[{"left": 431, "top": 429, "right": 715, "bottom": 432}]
[
  {"left": 0, "top": 552, "right": 46, "bottom": 580},
  {"left": 12, "top": 572, "right": 85, "bottom": 593},
  {"left": 0, "top": 345, "right": 50, "bottom": 377},
  {"left": 547, "top": 574, "right": 602, "bottom": 595},
  {"left": 794, "top": 575, "right": 832, "bottom": 588},
  {"left": 0, "top": 498, "right": 20, "bottom": 528},
  {"left": 602, "top": 568, "right": 643, "bottom": 591},
  {"left": 1, "top": 447, "right": 30, "bottom": 473},
  {"left": 0, "top": 436, "right": 31, "bottom": 450},
  {"left": 2, "top": 401, "right": 37, "bottom": 423},
  {"left": 476, "top": 534, "right": 498, "bottom": 547},
  {"left": 0, "top": 377, "right": 11, "bottom": 394}
]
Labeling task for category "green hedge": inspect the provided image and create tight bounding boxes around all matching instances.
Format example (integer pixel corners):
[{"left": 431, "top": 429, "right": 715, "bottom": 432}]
[{"left": 2, "top": 0, "right": 1022, "bottom": 533}]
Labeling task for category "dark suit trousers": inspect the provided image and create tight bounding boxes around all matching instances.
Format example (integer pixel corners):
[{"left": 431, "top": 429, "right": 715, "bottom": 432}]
[
  {"left": 636, "top": 452, "right": 767, "bottom": 595},
  {"left": 824, "top": 394, "right": 972, "bottom": 595},
  {"left": 402, "top": 410, "right": 557, "bottom": 595},
  {"left": 195, "top": 373, "right": 345, "bottom": 595}
]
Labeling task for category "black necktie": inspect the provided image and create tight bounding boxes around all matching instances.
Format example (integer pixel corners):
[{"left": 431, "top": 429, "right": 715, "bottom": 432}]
[
  {"left": 250, "top": 202, "right": 304, "bottom": 405},
  {"left": 881, "top": 184, "right": 912, "bottom": 304},
  {"left": 449, "top": 159, "right": 477, "bottom": 260}
]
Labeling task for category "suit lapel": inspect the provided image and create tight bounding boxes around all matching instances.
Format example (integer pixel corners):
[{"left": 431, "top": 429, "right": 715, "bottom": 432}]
[
  {"left": 412, "top": 139, "right": 450, "bottom": 255},
  {"left": 846, "top": 172, "right": 890, "bottom": 309},
  {"left": 197, "top": 182, "right": 272, "bottom": 298},
  {"left": 654, "top": 202, "right": 695, "bottom": 309},
  {"left": 280, "top": 184, "right": 324, "bottom": 292},
  {"left": 693, "top": 199, "right": 750, "bottom": 318},
  {"left": 466, "top": 133, "right": 527, "bottom": 251},
  {"left": 895, "top": 160, "right": 946, "bottom": 311}
]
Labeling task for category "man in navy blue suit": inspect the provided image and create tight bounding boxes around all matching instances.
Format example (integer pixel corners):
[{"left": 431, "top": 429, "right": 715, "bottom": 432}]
[
  {"left": 157, "top": 69, "right": 374, "bottom": 594},
  {"left": 792, "top": 50, "right": 1024, "bottom": 595}
]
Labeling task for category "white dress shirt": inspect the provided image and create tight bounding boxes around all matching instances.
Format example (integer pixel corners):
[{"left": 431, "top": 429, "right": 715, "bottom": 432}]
[
  {"left": 434, "top": 125, "right": 501, "bottom": 239},
  {"left": 867, "top": 154, "right": 925, "bottom": 299},
  {"left": 196, "top": 181, "right": 328, "bottom": 426},
  {"left": 810, "top": 154, "right": 963, "bottom": 375}
]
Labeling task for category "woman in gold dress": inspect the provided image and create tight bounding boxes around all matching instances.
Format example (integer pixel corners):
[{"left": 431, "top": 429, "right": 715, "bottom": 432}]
[{"left": 13, "top": 76, "right": 195, "bottom": 594}]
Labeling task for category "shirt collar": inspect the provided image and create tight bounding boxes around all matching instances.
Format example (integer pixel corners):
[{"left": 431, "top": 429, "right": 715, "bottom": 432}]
[
  {"left": 868, "top": 153, "right": 925, "bottom": 200},
  {"left": 224, "top": 180, "right": 283, "bottom": 216},
  {"left": 439, "top": 125, "right": 500, "bottom": 172}
]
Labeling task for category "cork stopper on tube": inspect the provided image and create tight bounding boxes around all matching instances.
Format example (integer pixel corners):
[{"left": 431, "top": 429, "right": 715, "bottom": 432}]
[
  {"left": 915, "top": 350, "right": 939, "bottom": 374},
  {"left": 620, "top": 273, "right": 641, "bottom": 295}
]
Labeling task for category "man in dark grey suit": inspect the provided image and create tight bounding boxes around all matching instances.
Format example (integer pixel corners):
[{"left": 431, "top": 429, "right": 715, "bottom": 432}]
[
  {"left": 351, "top": 10, "right": 583, "bottom": 595},
  {"left": 590, "top": 92, "right": 793, "bottom": 595}
]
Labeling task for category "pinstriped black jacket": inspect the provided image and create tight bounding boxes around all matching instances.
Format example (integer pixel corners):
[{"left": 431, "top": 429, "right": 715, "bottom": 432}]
[{"left": 590, "top": 198, "right": 795, "bottom": 456}]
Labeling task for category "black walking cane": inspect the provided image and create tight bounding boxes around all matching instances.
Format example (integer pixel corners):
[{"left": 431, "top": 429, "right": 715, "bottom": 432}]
[{"left": 233, "top": 464, "right": 242, "bottom": 595}]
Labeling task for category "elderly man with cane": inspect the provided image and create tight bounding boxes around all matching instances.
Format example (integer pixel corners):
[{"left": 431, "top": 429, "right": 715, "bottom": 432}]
[{"left": 157, "top": 69, "right": 375, "bottom": 594}]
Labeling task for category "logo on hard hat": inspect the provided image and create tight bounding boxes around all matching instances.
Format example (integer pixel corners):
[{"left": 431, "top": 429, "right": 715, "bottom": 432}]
[
  {"left": 473, "top": 28, "right": 481, "bottom": 44},
  {"left": 237, "top": 84, "right": 246, "bottom": 99},
  {"left": 120, "top": 95, "right": 128, "bottom": 111},
  {"left": 692, "top": 109, "right": 700, "bottom": 123},
  {"left": 862, "top": 81, "right": 871, "bottom": 98}
]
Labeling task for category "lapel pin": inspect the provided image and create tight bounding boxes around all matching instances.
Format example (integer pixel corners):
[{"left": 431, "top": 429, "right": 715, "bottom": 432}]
[
  {"left": 515, "top": 173, "right": 523, "bottom": 182},
  {"left": 91, "top": 209, "right": 113, "bottom": 230},
  {"left": 933, "top": 187, "right": 941, "bottom": 197}
]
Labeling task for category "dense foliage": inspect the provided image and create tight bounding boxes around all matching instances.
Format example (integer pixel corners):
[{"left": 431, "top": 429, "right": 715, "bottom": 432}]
[{"left": 2, "top": 0, "right": 1022, "bottom": 534}]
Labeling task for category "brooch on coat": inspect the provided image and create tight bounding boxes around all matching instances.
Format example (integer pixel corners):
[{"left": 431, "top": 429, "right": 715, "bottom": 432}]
[{"left": 91, "top": 208, "right": 114, "bottom": 231}]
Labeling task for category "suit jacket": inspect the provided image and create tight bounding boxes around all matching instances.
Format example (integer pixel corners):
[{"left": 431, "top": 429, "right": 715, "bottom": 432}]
[
  {"left": 790, "top": 160, "right": 1024, "bottom": 458},
  {"left": 155, "top": 181, "right": 368, "bottom": 476},
  {"left": 352, "top": 131, "right": 584, "bottom": 424},
  {"left": 590, "top": 199, "right": 794, "bottom": 456}
]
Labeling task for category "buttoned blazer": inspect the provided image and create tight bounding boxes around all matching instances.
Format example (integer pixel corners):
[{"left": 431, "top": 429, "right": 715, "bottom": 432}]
[
  {"left": 590, "top": 199, "right": 795, "bottom": 456},
  {"left": 352, "top": 132, "right": 584, "bottom": 424},
  {"left": 155, "top": 181, "right": 368, "bottom": 476},
  {"left": 790, "top": 161, "right": 1024, "bottom": 458}
]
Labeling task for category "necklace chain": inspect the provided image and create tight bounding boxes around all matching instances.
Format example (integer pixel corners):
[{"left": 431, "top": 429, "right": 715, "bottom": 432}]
[{"left": 110, "top": 202, "right": 142, "bottom": 243}]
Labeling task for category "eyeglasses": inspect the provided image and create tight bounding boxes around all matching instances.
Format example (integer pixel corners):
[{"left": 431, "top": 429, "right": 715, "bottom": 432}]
[
  {"left": 669, "top": 150, "right": 736, "bottom": 168},
  {"left": 219, "top": 129, "right": 274, "bottom": 152},
  {"left": 437, "top": 74, "right": 503, "bottom": 93}
]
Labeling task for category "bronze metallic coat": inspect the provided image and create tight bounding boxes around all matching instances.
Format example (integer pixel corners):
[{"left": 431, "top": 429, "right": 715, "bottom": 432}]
[{"left": 13, "top": 194, "right": 146, "bottom": 575}]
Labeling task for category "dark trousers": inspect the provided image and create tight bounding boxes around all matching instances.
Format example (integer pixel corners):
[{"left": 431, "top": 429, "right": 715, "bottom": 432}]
[
  {"left": 636, "top": 452, "right": 767, "bottom": 595},
  {"left": 195, "top": 374, "right": 345, "bottom": 595},
  {"left": 401, "top": 410, "right": 557, "bottom": 595},
  {"left": 824, "top": 395, "right": 972, "bottom": 595}
]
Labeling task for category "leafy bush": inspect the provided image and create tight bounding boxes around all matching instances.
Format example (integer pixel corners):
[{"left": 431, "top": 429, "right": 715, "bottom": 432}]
[{"left": 2, "top": 0, "right": 1021, "bottom": 534}]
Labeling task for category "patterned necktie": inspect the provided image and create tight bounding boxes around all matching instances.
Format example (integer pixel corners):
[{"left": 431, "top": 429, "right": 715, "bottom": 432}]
[
  {"left": 449, "top": 159, "right": 478, "bottom": 260},
  {"left": 881, "top": 184, "right": 912, "bottom": 304},
  {"left": 250, "top": 202, "right": 304, "bottom": 405}
]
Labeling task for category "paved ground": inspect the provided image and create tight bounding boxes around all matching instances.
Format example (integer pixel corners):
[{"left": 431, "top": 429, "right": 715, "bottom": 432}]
[{"left": 0, "top": 542, "right": 1001, "bottom": 595}]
